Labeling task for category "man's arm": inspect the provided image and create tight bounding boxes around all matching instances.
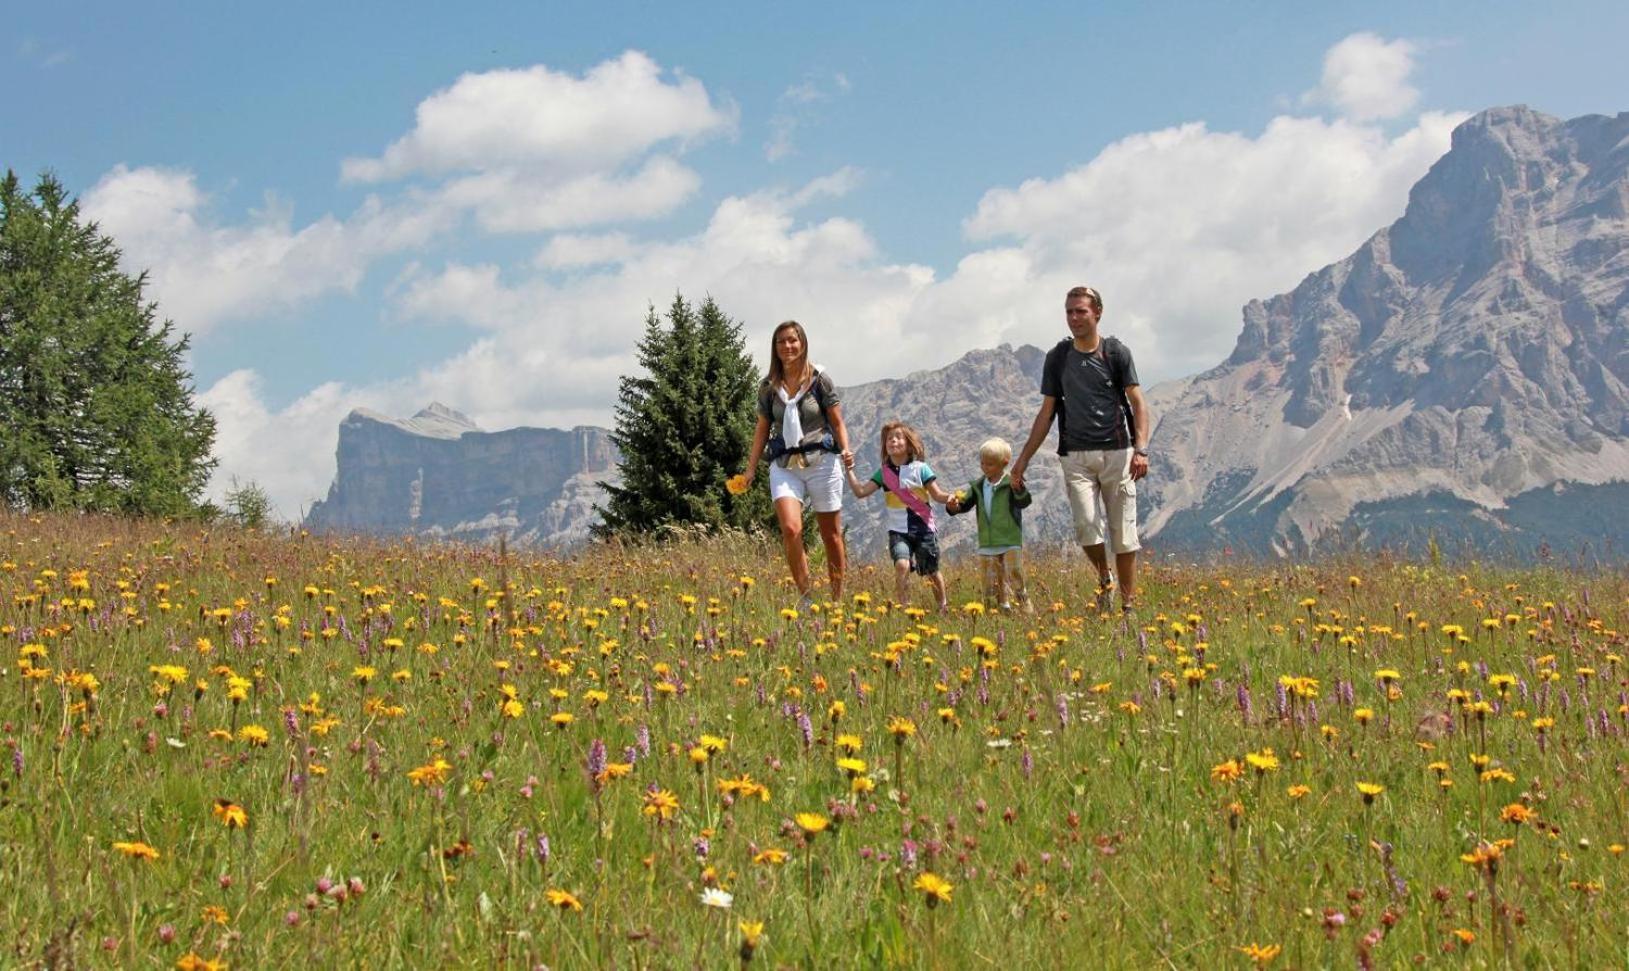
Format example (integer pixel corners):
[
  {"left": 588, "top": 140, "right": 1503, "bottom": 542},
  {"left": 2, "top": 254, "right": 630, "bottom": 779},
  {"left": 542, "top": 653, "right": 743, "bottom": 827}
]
[
  {"left": 1125, "top": 385, "right": 1150, "bottom": 481},
  {"left": 1008, "top": 396, "right": 1057, "bottom": 493}
]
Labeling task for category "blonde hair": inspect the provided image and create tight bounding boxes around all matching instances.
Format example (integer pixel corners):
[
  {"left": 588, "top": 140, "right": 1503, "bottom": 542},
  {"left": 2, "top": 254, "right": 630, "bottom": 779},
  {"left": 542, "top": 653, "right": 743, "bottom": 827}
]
[
  {"left": 879, "top": 420, "right": 926, "bottom": 465},
  {"left": 978, "top": 437, "right": 1012, "bottom": 463}
]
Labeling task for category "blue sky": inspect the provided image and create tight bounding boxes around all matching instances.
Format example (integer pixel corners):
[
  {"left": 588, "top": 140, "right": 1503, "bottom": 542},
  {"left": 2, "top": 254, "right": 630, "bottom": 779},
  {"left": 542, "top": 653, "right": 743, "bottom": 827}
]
[{"left": 5, "top": 2, "right": 1627, "bottom": 517}]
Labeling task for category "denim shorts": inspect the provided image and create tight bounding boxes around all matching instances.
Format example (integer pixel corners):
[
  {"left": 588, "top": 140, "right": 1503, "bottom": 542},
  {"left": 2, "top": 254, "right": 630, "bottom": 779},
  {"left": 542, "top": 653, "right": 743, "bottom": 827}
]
[{"left": 888, "top": 529, "right": 941, "bottom": 576}]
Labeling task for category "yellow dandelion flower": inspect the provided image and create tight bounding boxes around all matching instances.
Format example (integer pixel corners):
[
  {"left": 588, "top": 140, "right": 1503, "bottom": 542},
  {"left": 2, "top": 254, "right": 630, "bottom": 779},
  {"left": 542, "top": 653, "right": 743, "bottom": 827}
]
[
  {"left": 795, "top": 812, "right": 829, "bottom": 837},
  {"left": 912, "top": 872, "right": 953, "bottom": 907},
  {"left": 112, "top": 841, "right": 160, "bottom": 861},
  {"left": 545, "top": 888, "right": 584, "bottom": 912}
]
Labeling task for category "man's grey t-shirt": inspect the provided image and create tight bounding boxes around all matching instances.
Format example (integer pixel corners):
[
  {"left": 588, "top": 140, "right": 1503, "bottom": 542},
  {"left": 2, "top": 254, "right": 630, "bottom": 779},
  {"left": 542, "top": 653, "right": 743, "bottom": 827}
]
[{"left": 1040, "top": 339, "right": 1138, "bottom": 452}]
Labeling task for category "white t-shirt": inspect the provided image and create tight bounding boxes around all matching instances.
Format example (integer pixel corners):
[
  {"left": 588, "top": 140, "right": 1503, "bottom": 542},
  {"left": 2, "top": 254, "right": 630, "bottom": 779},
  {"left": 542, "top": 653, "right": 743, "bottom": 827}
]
[{"left": 869, "top": 460, "right": 936, "bottom": 533}]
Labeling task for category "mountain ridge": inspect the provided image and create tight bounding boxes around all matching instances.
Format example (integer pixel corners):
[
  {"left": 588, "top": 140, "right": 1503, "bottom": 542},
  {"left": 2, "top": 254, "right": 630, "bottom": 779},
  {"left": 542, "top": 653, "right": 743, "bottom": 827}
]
[{"left": 304, "top": 105, "right": 1629, "bottom": 558}]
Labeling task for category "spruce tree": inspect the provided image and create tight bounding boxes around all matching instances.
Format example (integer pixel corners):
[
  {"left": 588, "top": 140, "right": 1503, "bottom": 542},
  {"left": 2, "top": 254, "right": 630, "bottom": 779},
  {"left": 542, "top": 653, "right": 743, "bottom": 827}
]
[
  {"left": 594, "top": 293, "right": 769, "bottom": 538},
  {"left": 0, "top": 171, "right": 216, "bottom": 514}
]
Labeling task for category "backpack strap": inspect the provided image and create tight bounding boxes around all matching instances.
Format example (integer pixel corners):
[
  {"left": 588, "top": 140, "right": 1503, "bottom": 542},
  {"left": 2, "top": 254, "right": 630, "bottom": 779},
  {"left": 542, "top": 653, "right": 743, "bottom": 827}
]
[
  {"left": 1045, "top": 338, "right": 1072, "bottom": 454},
  {"left": 1100, "top": 337, "right": 1134, "bottom": 448}
]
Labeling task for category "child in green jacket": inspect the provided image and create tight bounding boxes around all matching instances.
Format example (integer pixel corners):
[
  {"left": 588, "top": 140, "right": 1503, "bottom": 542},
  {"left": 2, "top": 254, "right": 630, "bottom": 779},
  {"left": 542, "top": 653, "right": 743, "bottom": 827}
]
[{"left": 945, "top": 437, "right": 1032, "bottom": 612}]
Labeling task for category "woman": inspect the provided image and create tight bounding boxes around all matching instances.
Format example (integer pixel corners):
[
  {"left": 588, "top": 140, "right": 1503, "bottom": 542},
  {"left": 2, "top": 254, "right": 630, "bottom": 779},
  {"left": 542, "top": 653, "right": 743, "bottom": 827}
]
[{"left": 738, "top": 320, "right": 851, "bottom": 608}]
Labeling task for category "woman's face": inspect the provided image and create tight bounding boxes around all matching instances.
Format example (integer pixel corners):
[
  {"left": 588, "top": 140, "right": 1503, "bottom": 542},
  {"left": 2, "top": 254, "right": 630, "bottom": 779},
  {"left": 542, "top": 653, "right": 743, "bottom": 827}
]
[
  {"left": 774, "top": 328, "right": 804, "bottom": 364},
  {"left": 885, "top": 429, "right": 910, "bottom": 464}
]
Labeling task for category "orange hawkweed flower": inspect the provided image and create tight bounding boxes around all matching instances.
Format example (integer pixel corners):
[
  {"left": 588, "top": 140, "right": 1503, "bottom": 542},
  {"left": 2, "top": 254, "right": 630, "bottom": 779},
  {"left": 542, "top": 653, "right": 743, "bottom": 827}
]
[
  {"left": 1499, "top": 802, "right": 1537, "bottom": 825},
  {"left": 212, "top": 799, "right": 248, "bottom": 830},
  {"left": 642, "top": 789, "right": 681, "bottom": 821},
  {"left": 1235, "top": 942, "right": 1282, "bottom": 965},
  {"left": 407, "top": 758, "right": 453, "bottom": 787}
]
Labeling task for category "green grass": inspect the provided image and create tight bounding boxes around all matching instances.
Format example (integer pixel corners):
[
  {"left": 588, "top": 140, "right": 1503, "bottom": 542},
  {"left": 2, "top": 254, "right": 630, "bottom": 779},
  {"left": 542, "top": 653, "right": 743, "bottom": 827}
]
[{"left": 1, "top": 510, "right": 1626, "bottom": 968}]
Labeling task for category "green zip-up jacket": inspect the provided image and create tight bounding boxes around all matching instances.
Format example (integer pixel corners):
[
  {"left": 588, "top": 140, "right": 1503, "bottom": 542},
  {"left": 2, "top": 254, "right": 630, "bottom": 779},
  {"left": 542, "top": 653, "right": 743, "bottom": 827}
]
[{"left": 944, "top": 475, "right": 1031, "bottom": 549}]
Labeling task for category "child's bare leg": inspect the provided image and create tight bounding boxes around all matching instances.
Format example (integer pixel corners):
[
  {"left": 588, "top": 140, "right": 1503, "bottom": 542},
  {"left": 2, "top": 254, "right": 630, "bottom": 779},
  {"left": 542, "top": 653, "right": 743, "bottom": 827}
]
[
  {"left": 1005, "top": 551, "right": 1028, "bottom": 607},
  {"left": 893, "top": 559, "right": 911, "bottom": 606},
  {"left": 981, "top": 556, "right": 1001, "bottom": 606},
  {"left": 927, "top": 571, "right": 948, "bottom": 611}
]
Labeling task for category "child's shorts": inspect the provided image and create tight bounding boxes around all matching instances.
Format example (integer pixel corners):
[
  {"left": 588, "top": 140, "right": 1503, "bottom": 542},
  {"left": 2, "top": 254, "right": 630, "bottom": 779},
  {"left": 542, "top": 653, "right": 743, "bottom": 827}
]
[{"left": 888, "top": 529, "right": 941, "bottom": 576}]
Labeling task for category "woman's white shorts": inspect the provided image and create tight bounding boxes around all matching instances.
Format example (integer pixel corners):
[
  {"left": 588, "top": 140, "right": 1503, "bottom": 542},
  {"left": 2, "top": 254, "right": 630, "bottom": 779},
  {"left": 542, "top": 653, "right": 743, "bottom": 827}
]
[{"left": 768, "top": 454, "right": 844, "bottom": 514}]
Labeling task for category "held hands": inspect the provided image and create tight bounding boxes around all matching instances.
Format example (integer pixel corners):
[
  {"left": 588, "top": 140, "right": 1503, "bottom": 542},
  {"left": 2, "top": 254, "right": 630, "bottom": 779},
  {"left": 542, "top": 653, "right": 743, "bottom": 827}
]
[
  {"left": 1009, "top": 461, "right": 1027, "bottom": 492},
  {"left": 841, "top": 449, "right": 855, "bottom": 471}
]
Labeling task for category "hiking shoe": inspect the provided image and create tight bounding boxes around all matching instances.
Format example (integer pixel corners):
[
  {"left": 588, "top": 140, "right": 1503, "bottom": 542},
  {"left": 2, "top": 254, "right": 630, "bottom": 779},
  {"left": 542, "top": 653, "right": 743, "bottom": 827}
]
[
  {"left": 796, "top": 592, "right": 815, "bottom": 613},
  {"left": 1094, "top": 578, "right": 1115, "bottom": 612}
]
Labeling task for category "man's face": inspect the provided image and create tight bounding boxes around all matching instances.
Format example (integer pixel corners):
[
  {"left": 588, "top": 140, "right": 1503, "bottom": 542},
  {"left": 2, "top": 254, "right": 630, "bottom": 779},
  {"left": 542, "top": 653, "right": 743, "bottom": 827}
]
[{"left": 1065, "top": 297, "right": 1100, "bottom": 339}]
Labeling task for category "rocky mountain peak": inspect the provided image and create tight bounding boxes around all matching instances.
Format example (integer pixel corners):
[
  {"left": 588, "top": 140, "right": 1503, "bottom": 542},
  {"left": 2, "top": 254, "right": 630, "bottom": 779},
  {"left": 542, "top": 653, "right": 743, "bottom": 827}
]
[{"left": 1146, "top": 106, "right": 1629, "bottom": 556}]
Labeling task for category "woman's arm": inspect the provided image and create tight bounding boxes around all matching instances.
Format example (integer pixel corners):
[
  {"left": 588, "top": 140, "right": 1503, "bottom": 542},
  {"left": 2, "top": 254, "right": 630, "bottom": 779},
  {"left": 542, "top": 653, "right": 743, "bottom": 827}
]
[
  {"left": 741, "top": 414, "right": 770, "bottom": 481},
  {"left": 826, "top": 401, "right": 852, "bottom": 454}
]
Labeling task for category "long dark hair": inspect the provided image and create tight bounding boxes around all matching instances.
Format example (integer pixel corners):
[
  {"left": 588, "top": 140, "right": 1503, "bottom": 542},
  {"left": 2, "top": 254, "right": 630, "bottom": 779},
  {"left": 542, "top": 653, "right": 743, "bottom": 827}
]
[{"left": 765, "top": 320, "right": 812, "bottom": 391}]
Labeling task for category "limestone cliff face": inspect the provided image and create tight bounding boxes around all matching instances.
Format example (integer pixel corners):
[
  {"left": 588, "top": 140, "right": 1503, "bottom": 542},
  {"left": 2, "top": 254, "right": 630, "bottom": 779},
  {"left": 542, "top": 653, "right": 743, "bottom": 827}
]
[
  {"left": 1142, "top": 106, "right": 1629, "bottom": 556},
  {"left": 304, "top": 404, "right": 619, "bottom": 548}
]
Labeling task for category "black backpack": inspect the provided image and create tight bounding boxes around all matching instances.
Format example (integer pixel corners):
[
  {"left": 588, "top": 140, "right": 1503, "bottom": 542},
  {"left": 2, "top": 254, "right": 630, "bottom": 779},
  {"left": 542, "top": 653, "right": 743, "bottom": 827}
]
[{"left": 1044, "top": 336, "right": 1133, "bottom": 453}]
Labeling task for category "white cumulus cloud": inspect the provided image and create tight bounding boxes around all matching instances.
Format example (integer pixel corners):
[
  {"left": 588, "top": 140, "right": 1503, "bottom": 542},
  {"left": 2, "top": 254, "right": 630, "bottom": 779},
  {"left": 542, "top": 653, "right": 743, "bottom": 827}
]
[
  {"left": 341, "top": 51, "right": 735, "bottom": 182},
  {"left": 83, "top": 165, "right": 451, "bottom": 335},
  {"left": 1302, "top": 32, "right": 1420, "bottom": 122}
]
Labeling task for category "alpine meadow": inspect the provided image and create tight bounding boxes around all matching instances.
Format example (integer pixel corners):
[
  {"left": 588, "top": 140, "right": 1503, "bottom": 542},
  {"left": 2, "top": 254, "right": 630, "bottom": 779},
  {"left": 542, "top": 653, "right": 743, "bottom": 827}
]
[
  {"left": 2, "top": 511, "right": 1626, "bottom": 967},
  {"left": 6, "top": 8, "right": 1629, "bottom": 969}
]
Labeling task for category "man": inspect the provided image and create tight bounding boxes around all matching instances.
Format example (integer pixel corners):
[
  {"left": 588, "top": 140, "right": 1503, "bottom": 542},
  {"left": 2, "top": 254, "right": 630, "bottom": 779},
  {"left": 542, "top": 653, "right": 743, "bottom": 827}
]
[{"left": 1010, "top": 285, "right": 1150, "bottom": 613}]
